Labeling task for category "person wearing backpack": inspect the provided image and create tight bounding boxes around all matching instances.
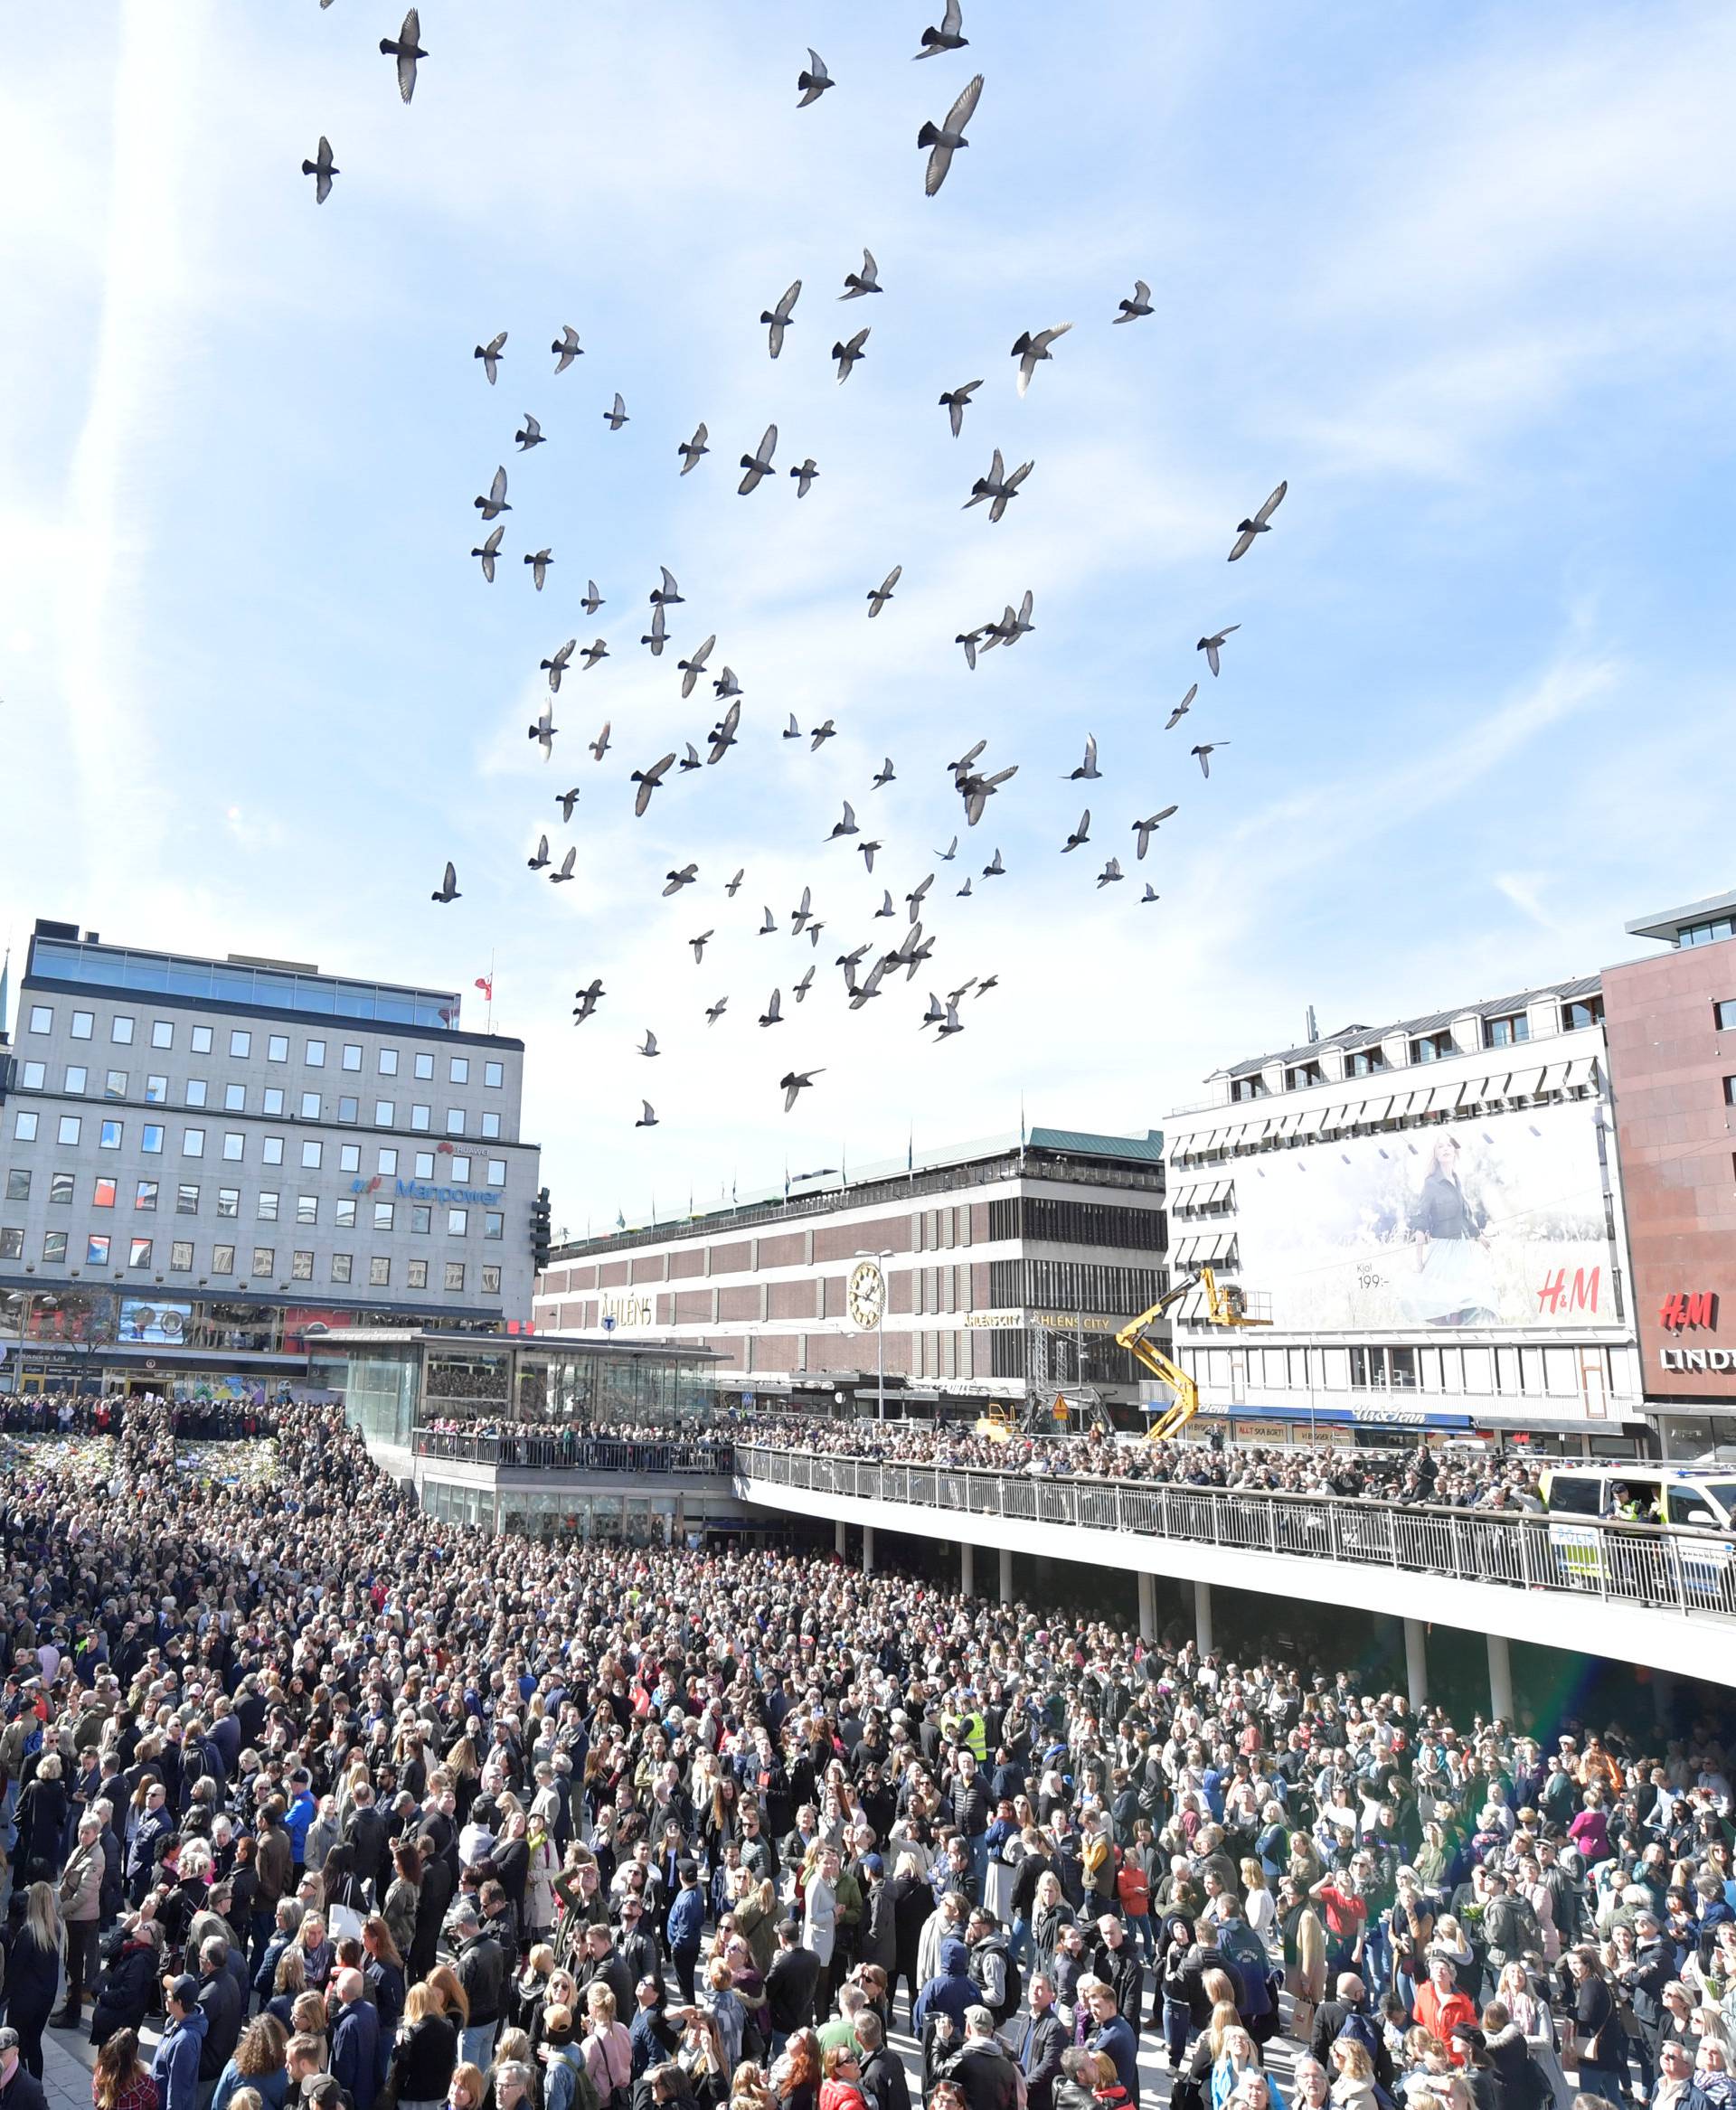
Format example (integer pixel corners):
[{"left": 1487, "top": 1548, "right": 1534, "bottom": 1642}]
[
  {"left": 539, "top": 2006, "right": 601, "bottom": 2110},
  {"left": 967, "top": 1909, "right": 1020, "bottom": 2029},
  {"left": 1088, "top": 1918, "right": 1142, "bottom": 2031}
]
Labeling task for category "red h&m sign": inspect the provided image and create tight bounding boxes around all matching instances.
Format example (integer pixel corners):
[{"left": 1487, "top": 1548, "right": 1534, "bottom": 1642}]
[{"left": 1659, "top": 1292, "right": 1717, "bottom": 1332}]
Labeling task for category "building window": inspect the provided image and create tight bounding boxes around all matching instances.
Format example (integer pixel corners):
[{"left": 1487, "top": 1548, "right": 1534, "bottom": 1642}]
[
  {"left": 444, "top": 1262, "right": 466, "bottom": 1292},
  {"left": 414, "top": 1051, "right": 434, "bottom": 1080},
  {"left": 216, "top": 1189, "right": 240, "bottom": 1218},
  {"left": 212, "top": 1243, "right": 235, "bottom": 1276},
  {"left": 484, "top": 1211, "right": 503, "bottom": 1240},
  {"left": 375, "top": 1100, "right": 396, "bottom": 1126},
  {"left": 484, "top": 1060, "right": 504, "bottom": 1089},
  {"left": 448, "top": 1154, "right": 471, "bottom": 1181},
  {"left": 1410, "top": 1030, "right": 1455, "bottom": 1064},
  {"left": 1484, "top": 1014, "right": 1530, "bottom": 1049},
  {"left": 268, "top": 1034, "right": 289, "bottom": 1063},
  {"left": 182, "top": 1128, "right": 205, "bottom": 1158},
  {"left": 342, "top": 1044, "right": 362, "bottom": 1071},
  {"left": 449, "top": 1056, "right": 470, "bottom": 1085},
  {"left": 17, "top": 1062, "right": 44, "bottom": 1091},
  {"left": 412, "top": 1152, "right": 435, "bottom": 1179},
  {"left": 297, "top": 1092, "right": 319, "bottom": 1120},
  {"left": 135, "top": 1180, "right": 158, "bottom": 1211},
  {"left": 93, "top": 1178, "right": 117, "bottom": 1209},
  {"left": 141, "top": 1125, "right": 163, "bottom": 1154},
  {"left": 1715, "top": 1000, "right": 1736, "bottom": 1032},
  {"left": 331, "top": 1253, "right": 354, "bottom": 1284},
  {"left": 103, "top": 1069, "right": 127, "bottom": 1100},
  {"left": 14, "top": 1113, "right": 39, "bottom": 1142},
  {"left": 481, "top": 1265, "right": 501, "bottom": 1295},
  {"left": 480, "top": 1112, "right": 501, "bottom": 1139},
  {"left": 301, "top": 1140, "right": 322, "bottom": 1170},
  {"left": 335, "top": 1198, "right": 356, "bottom": 1228},
  {"left": 191, "top": 1025, "right": 212, "bottom": 1053},
  {"left": 410, "top": 1105, "right": 430, "bottom": 1132},
  {"left": 145, "top": 1076, "right": 167, "bottom": 1105},
  {"left": 336, "top": 1145, "right": 360, "bottom": 1178},
  {"left": 407, "top": 1259, "right": 429, "bottom": 1290},
  {"left": 59, "top": 1116, "right": 86, "bottom": 1146},
  {"left": 86, "top": 1235, "right": 110, "bottom": 1267},
  {"left": 27, "top": 1006, "right": 52, "bottom": 1035},
  {"left": 1681, "top": 917, "right": 1736, "bottom": 948},
  {"left": 1284, "top": 1061, "right": 1324, "bottom": 1090},
  {"left": 151, "top": 1021, "right": 174, "bottom": 1050},
  {"left": 184, "top": 1079, "right": 207, "bottom": 1107},
  {"left": 71, "top": 1012, "right": 94, "bottom": 1041},
  {"left": 410, "top": 1205, "right": 431, "bottom": 1234},
  {"left": 378, "top": 1147, "right": 398, "bottom": 1175},
  {"left": 338, "top": 1097, "right": 358, "bottom": 1124},
  {"left": 486, "top": 1159, "right": 506, "bottom": 1186},
  {"left": 222, "top": 1134, "right": 244, "bottom": 1161},
  {"left": 48, "top": 1173, "right": 73, "bottom": 1205},
  {"left": 258, "top": 1192, "right": 279, "bottom": 1221},
  {"left": 98, "top": 1119, "right": 122, "bottom": 1150},
  {"left": 110, "top": 1015, "right": 135, "bottom": 1045},
  {"left": 65, "top": 1066, "right": 88, "bottom": 1096},
  {"left": 0, "top": 1229, "right": 21, "bottom": 1262},
  {"left": 291, "top": 1250, "right": 315, "bottom": 1281},
  {"left": 262, "top": 1136, "right": 284, "bottom": 1166},
  {"left": 306, "top": 1039, "right": 326, "bottom": 1068},
  {"left": 1345, "top": 1048, "right": 1388, "bottom": 1077},
  {"left": 42, "top": 1231, "right": 67, "bottom": 1264},
  {"left": 1564, "top": 994, "right": 1604, "bottom": 1030},
  {"left": 128, "top": 1237, "right": 152, "bottom": 1269},
  {"left": 169, "top": 1240, "right": 193, "bottom": 1271},
  {"left": 230, "top": 1030, "right": 250, "bottom": 1059},
  {"left": 224, "top": 1084, "right": 246, "bottom": 1112},
  {"left": 447, "top": 1208, "right": 468, "bottom": 1236},
  {"left": 373, "top": 1201, "right": 394, "bottom": 1230},
  {"left": 176, "top": 1184, "right": 199, "bottom": 1214},
  {"left": 1725, "top": 1078, "right": 1736, "bottom": 1107},
  {"left": 445, "top": 1108, "right": 466, "bottom": 1136},
  {"left": 297, "top": 1194, "right": 318, "bottom": 1225},
  {"left": 250, "top": 1247, "right": 275, "bottom": 1278},
  {"left": 369, "top": 1257, "right": 392, "bottom": 1286},
  {"left": 263, "top": 1088, "right": 285, "bottom": 1116},
  {"left": 377, "top": 1048, "right": 399, "bottom": 1077},
  {"left": 4, "top": 1171, "right": 27, "bottom": 1202}
]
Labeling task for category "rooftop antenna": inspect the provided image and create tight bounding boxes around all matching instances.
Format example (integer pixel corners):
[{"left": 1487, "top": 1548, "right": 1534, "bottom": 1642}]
[{"left": 1306, "top": 1003, "right": 1319, "bottom": 1046}]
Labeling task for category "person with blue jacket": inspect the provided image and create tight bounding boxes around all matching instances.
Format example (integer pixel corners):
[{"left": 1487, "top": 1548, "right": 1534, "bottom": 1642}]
[
  {"left": 666, "top": 1861, "right": 706, "bottom": 2006},
  {"left": 285, "top": 1775, "right": 317, "bottom": 1877},
  {"left": 151, "top": 1975, "right": 209, "bottom": 2110}
]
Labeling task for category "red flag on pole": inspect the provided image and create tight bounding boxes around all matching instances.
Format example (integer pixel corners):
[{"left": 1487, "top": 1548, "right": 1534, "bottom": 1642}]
[{"left": 475, "top": 975, "right": 494, "bottom": 1000}]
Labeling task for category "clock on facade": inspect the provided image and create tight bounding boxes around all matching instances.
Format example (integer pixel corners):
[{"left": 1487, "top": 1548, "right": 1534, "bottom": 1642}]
[{"left": 847, "top": 1259, "right": 885, "bottom": 1332}]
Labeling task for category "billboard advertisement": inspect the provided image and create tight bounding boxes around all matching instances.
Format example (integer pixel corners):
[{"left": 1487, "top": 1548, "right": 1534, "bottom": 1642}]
[
  {"left": 1231, "top": 1102, "right": 1618, "bottom": 1332},
  {"left": 117, "top": 1299, "right": 192, "bottom": 1345}
]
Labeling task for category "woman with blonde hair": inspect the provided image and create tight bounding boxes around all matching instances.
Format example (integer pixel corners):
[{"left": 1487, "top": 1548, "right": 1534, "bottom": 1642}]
[
  {"left": 581, "top": 1983, "right": 633, "bottom": 2106},
  {"left": 391, "top": 1980, "right": 460, "bottom": 2110},
  {"left": 1328, "top": 2039, "right": 1375, "bottom": 2110},
  {"left": 265, "top": 1947, "right": 307, "bottom": 2031},
  {"left": 429, "top": 1963, "right": 473, "bottom": 2029},
  {"left": 1239, "top": 1860, "right": 1276, "bottom": 1952},
  {"left": 9, "top": 1880, "right": 64, "bottom": 2077}
]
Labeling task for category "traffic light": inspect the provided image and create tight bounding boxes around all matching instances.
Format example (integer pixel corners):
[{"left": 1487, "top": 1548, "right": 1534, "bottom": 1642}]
[{"left": 530, "top": 1187, "right": 552, "bottom": 1275}]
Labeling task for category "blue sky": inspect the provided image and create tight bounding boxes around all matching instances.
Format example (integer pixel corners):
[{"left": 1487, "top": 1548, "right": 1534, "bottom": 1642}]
[{"left": 3, "top": 0, "right": 1734, "bottom": 1236}]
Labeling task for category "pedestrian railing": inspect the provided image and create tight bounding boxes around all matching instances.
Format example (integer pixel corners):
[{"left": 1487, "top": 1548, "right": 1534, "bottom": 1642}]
[
  {"left": 414, "top": 1428, "right": 733, "bottom": 1474},
  {"left": 730, "top": 1445, "right": 1736, "bottom": 1622}
]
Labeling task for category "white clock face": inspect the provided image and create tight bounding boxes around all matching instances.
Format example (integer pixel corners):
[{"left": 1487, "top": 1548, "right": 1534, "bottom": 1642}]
[{"left": 848, "top": 1260, "right": 885, "bottom": 1332}]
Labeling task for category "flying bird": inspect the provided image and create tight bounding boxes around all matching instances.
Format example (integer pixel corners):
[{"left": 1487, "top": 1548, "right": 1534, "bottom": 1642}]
[
  {"left": 379, "top": 8, "right": 425, "bottom": 102},
  {"left": 859, "top": 841, "right": 882, "bottom": 871},
  {"left": 873, "top": 891, "right": 895, "bottom": 919},
  {"left": 557, "top": 788, "right": 580, "bottom": 822},
  {"left": 1229, "top": 480, "right": 1288, "bottom": 560},
  {"left": 866, "top": 566, "right": 901, "bottom": 617},
  {"left": 956, "top": 878, "right": 973, "bottom": 898},
  {"left": 791, "top": 887, "right": 815, "bottom": 936},
  {"left": 603, "top": 392, "right": 628, "bottom": 430},
  {"left": 759, "top": 989, "right": 784, "bottom": 1027},
  {"left": 849, "top": 961, "right": 889, "bottom": 1009},
  {"left": 678, "top": 424, "right": 709, "bottom": 474},
  {"left": 527, "top": 835, "right": 551, "bottom": 871},
  {"left": 514, "top": 413, "right": 544, "bottom": 451},
  {"left": 964, "top": 447, "right": 1033, "bottom": 521},
  {"left": 706, "top": 999, "right": 728, "bottom": 1026},
  {"left": 641, "top": 604, "right": 667, "bottom": 656},
  {"left": 524, "top": 548, "right": 553, "bottom": 590},
  {"left": 474, "top": 331, "right": 507, "bottom": 385},
  {"left": 780, "top": 1069, "right": 823, "bottom": 1111},
  {"left": 830, "top": 801, "right": 859, "bottom": 840},
  {"left": 921, "top": 994, "right": 945, "bottom": 1028},
  {"left": 982, "top": 846, "right": 1005, "bottom": 878},
  {"left": 915, "top": 0, "right": 968, "bottom": 57},
  {"left": 832, "top": 327, "right": 870, "bottom": 382},
  {"left": 906, "top": 873, "right": 933, "bottom": 918},
  {"left": 1067, "top": 735, "right": 1099, "bottom": 781},
  {"left": 761, "top": 278, "right": 801, "bottom": 359},
  {"left": 809, "top": 721, "right": 836, "bottom": 749},
  {"left": 679, "top": 743, "right": 702, "bottom": 773},
  {"left": 527, "top": 710, "right": 557, "bottom": 760},
  {"left": 571, "top": 979, "right": 603, "bottom": 1022},
  {"left": 301, "top": 136, "right": 338, "bottom": 203},
  {"left": 918, "top": 71, "right": 984, "bottom": 195},
  {"left": 712, "top": 665, "right": 742, "bottom": 702},
  {"left": 1192, "top": 742, "right": 1230, "bottom": 777},
  {"left": 1097, "top": 858, "right": 1125, "bottom": 889},
  {"left": 840, "top": 250, "right": 882, "bottom": 298},
  {"left": 872, "top": 757, "right": 896, "bottom": 787},
  {"left": 430, "top": 862, "right": 459, "bottom": 903},
  {"left": 790, "top": 457, "right": 820, "bottom": 497},
  {"left": 938, "top": 835, "right": 958, "bottom": 862},
  {"left": 1114, "top": 279, "right": 1153, "bottom": 324},
  {"left": 470, "top": 525, "right": 503, "bottom": 582},
  {"left": 689, "top": 931, "right": 713, "bottom": 964},
  {"left": 793, "top": 966, "right": 815, "bottom": 1003},
  {"left": 1010, "top": 322, "right": 1071, "bottom": 397},
  {"left": 707, "top": 701, "right": 741, "bottom": 764},
  {"left": 1062, "top": 810, "right": 1090, "bottom": 852},
  {"left": 541, "top": 638, "right": 576, "bottom": 690},
  {"left": 1165, "top": 683, "right": 1198, "bottom": 730},
  {"left": 782, "top": 714, "right": 802, "bottom": 740},
  {"left": 985, "top": 590, "right": 1034, "bottom": 647},
  {"left": 949, "top": 738, "right": 987, "bottom": 779},
  {"left": 958, "top": 762, "right": 1017, "bottom": 825},
  {"left": 589, "top": 722, "right": 611, "bottom": 761},
  {"left": 956, "top": 626, "right": 986, "bottom": 669},
  {"left": 551, "top": 325, "right": 583, "bottom": 372},
  {"left": 631, "top": 752, "right": 677, "bottom": 815},
  {"left": 636, "top": 1101, "right": 658, "bottom": 1128},
  {"left": 948, "top": 978, "right": 977, "bottom": 1007},
  {"left": 1197, "top": 625, "right": 1240, "bottom": 675},
  {"left": 976, "top": 975, "right": 999, "bottom": 998},
  {"left": 726, "top": 869, "right": 745, "bottom": 897},
  {"left": 1130, "top": 805, "right": 1178, "bottom": 859},
  {"left": 550, "top": 848, "right": 576, "bottom": 883},
  {"left": 739, "top": 424, "right": 778, "bottom": 494},
  {"left": 581, "top": 579, "right": 603, "bottom": 615},
  {"left": 473, "top": 466, "right": 510, "bottom": 520},
  {"left": 939, "top": 379, "right": 983, "bottom": 437},
  {"left": 638, "top": 1031, "right": 660, "bottom": 1059},
  {"left": 650, "top": 566, "right": 684, "bottom": 606},
  {"left": 1141, "top": 883, "right": 1159, "bottom": 904},
  {"left": 937, "top": 1001, "right": 965, "bottom": 1040},
  {"left": 663, "top": 865, "right": 698, "bottom": 896},
  {"left": 797, "top": 49, "right": 834, "bottom": 105},
  {"left": 676, "top": 635, "right": 715, "bottom": 699}
]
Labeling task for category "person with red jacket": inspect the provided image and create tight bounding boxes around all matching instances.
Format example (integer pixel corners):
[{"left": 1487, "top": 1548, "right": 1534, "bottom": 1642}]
[
  {"left": 818, "top": 2043, "right": 869, "bottom": 2110},
  {"left": 1413, "top": 1957, "right": 1477, "bottom": 2063}
]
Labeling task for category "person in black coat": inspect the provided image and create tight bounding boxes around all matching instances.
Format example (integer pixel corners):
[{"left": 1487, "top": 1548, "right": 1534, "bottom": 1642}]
[
  {"left": 14, "top": 1769, "right": 68, "bottom": 1889},
  {"left": 5, "top": 1889, "right": 64, "bottom": 2080},
  {"left": 90, "top": 1921, "right": 161, "bottom": 2044}
]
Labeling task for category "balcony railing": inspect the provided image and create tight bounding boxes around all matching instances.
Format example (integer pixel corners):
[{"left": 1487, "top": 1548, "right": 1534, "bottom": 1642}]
[
  {"left": 415, "top": 1428, "right": 733, "bottom": 1474},
  {"left": 731, "top": 1445, "right": 1736, "bottom": 1622}
]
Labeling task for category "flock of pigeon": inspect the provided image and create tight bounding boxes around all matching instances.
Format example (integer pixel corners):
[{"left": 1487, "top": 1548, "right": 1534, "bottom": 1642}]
[{"left": 307, "top": 8, "right": 1289, "bottom": 1128}]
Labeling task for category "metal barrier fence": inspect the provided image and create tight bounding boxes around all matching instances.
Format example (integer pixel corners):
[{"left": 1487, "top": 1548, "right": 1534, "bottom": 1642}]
[
  {"left": 731, "top": 1445, "right": 1736, "bottom": 1621},
  {"left": 414, "top": 1428, "right": 732, "bottom": 1474}
]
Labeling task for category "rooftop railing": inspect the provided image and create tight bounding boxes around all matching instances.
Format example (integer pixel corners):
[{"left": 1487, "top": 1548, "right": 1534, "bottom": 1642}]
[{"left": 414, "top": 1427, "right": 734, "bottom": 1473}]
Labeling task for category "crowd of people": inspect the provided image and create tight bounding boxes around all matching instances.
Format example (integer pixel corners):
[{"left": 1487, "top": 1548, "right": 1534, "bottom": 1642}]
[
  {"left": 0, "top": 1397, "right": 278, "bottom": 1442},
  {"left": 0, "top": 1399, "right": 1720, "bottom": 2110},
  {"left": 417, "top": 1425, "right": 731, "bottom": 1474}
]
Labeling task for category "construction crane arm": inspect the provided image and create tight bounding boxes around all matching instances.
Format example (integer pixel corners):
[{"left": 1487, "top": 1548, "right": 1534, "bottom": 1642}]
[{"left": 1116, "top": 1266, "right": 1269, "bottom": 1444}]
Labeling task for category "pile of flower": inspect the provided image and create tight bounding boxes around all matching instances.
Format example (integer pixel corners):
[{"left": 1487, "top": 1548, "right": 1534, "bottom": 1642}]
[
  {"left": 174, "top": 1437, "right": 279, "bottom": 1491},
  {"left": 0, "top": 1433, "right": 121, "bottom": 1493}
]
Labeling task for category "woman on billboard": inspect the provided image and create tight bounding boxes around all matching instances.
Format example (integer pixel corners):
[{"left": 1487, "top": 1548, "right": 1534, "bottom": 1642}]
[{"left": 1409, "top": 1135, "right": 1499, "bottom": 1325}]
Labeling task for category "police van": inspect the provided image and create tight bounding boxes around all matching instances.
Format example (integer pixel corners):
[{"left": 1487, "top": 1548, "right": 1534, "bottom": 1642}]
[{"left": 1538, "top": 1464, "right": 1736, "bottom": 1599}]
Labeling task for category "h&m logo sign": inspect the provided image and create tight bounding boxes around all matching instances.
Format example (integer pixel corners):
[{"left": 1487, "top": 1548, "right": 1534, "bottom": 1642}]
[{"left": 1659, "top": 1291, "right": 1718, "bottom": 1332}]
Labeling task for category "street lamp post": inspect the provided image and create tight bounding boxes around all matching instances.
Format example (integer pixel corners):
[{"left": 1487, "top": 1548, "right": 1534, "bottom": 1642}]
[{"left": 852, "top": 1249, "right": 892, "bottom": 1420}]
